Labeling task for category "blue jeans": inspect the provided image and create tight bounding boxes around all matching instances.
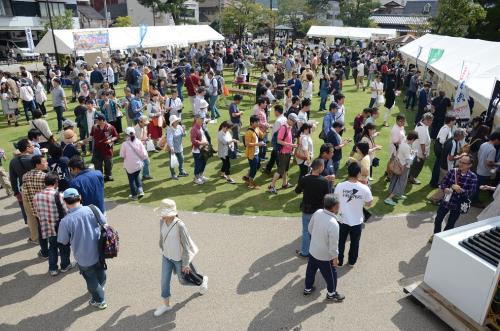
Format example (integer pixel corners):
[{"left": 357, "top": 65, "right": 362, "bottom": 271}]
[
  {"left": 161, "top": 256, "right": 198, "bottom": 298},
  {"left": 42, "top": 236, "right": 70, "bottom": 271},
  {"left": 209, "top": 95, "right": 220, "bottom": 120},
  {"left": 193, "top": 152, "right": 206, "bottom": 177},
  {"left": 176, "top": 81, "right": 184, "bottom": 101},
  {"left": 338, "top": 223, "right": 362, "bottom": 266},
  {"left": 248, "top": 156, "right": 260, "bottom": 179},
  {"left": 22, "top": 100, "right": 35, "bottom": 121},
  {"left": 142, "top": 158, "right": 150, "bottom": 178},
  {"left": 319, "top": 91, "right": 328, "bottom": 111},
  {"left": 127, "top": 170, "right": 142, "bottom": 197},
  {"left": 79, "top": 262, "right": 107, "bottom": 303},
  {"left": 54, "top": 106, "right": 66, "bottom": 132},
  {"left": 300, "top": 213, "right": 313, "bottom": 256},
  {"left": 406, "top": 91, "right": 417, "bottom": 109},
  {"left": 169, "top": 152, "right": 185, "bottom": 176}
]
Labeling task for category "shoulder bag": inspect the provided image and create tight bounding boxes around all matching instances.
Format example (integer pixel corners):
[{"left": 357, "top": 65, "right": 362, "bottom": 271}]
[{"left": 455, "top": 170, "right": 471, "bottom": 214}]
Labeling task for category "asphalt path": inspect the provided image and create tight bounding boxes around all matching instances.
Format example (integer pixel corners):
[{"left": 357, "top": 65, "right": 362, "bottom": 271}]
[{"left": 1, "top": 191, "right": 481, "bottom": 330}]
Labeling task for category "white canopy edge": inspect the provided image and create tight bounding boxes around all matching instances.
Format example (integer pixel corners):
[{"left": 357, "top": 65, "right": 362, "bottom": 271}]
[
  {"left": 35, "top": 25, "right": 224, "bottom": 54},
  {"left": 306, "top": 26, "right": 397, "bottom": 40},
  {"left": 399, "top": 34, "right": 500, "bottom": 109}
]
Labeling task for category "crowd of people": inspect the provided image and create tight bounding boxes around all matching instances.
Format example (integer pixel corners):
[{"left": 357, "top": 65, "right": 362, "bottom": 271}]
[{"left": 0, "top": 39, "right": 499, "bottom": 313}]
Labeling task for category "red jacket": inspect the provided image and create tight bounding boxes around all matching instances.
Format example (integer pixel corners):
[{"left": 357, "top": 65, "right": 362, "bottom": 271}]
[{"left": 190, "top": 123, "right": 204, "bottom": 149}]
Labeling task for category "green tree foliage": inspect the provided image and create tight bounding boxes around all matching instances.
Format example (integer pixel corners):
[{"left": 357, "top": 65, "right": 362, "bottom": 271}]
[
  {"left": 339, "top": 0, "right": 380, "bottom": 27},
  {"left": 430, "top": 0, "right": 486, "bottom": 37},
  {"left": 221, "top": 0, "right": 269, "bottom": 43},
  {"left": 137, "top": 0, "right": 187, "bottom": 25},
  {"left": 466, "top": 0, "right": 500, "bottom": 41},
  {"left": 278, "top": 0, "right": 307, "bottom": 38},
  {"left": 42, "top": 9, "right": 74, "bottom": 37},
  {"left": 113, "top": 16, "right": 133, "bottom": 27}
]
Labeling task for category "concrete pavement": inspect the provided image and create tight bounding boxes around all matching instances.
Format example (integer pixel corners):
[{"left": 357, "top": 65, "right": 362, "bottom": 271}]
[{"left": 1, "top": 191, "right": 481, "bottom": 330}]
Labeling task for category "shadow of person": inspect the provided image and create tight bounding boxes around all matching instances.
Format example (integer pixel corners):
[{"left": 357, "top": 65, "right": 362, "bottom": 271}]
[
  {"left": 0, "top": 268, "right": 76, "bottom": 308},
  {"left": 96, "top": 293, "right": 198, "bottom": 331},
  {"left": 397, "top": 245, "right": 430, "bottom": 284},
  {"left": 0, "top": 257, "right": 44, "bottom": 278},
  {"left": 0, "top": 294, "right": 93, "bottom": 331},
  {"left": 248, "top": 275, "right": 328, "bottom": 331},
  {"left": 390, "top": 297, "right": 451, "bottom": 331},
  {"left": 0, "top": 227, "right": 29, "bottom": 247},
  {"left": 237, "top": 237, "right": 304, "bottom": 295}
]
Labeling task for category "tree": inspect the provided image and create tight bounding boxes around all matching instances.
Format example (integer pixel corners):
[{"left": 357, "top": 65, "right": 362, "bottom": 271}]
[
  {"left": 221, "top": 0, "right": 269, "bottom": 43},
  {"left": 278, "top": 0, "right": 307, "bottom": 39},
  {"left": 466, "top": 0, "right": 500, "bottom": 41},
  {"left": 113, "top": 16, "right": 132, "bottom": 27},
  {"left": 339, "top": 0, "right": 380, "bottom": 27},
  {"left": 42, "top": 9, "right": 74, "bottom": 37},
  {"left": 430, "top": 0, "right": 486, "bottom": 37},
  {"left": 136, "top": 0, "right": 187, "bottom": 25}
]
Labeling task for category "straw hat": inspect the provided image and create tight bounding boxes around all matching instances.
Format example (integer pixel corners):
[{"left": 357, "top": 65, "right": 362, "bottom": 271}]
[
  {"left": 62, "top": 129, "right": 77, "bottom": 144},
  {"left": 169, "top": 115, "right": 181, "bottom": 124},
  {"left": 156, "top": 199, "right": 178, "bottom": 218}
]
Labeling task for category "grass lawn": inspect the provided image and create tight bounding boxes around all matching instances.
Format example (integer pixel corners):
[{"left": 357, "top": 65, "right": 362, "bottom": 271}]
[{"left": 0, "top": 69, "right": 438, "bottom": 216}]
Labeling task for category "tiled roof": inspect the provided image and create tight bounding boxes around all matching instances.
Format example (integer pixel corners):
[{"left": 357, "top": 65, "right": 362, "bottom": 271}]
[
  {"left": 403, "top": 0, "right": 439, "bottom": 16},
  {"left": 370, "top": 15, "right": 430, "bottom": 25},
  {"left": 78, "top": 5, "right": 106, "bottom": 20}
]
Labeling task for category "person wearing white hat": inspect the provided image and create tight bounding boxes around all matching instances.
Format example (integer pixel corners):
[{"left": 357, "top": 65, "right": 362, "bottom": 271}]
[
  {"left": 166, "top": 115, "right": 188, "bottom": 179},
  {"left": 119, "top": 127, "right": 148, "bottom": 199},
  {"left": 154, "top": 198, "right": 208, "bottom": 317}
]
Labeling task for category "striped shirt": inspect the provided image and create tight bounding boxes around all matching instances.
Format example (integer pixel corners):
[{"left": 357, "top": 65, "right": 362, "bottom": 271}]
[
  {"left": 33, "top": 188, "right": 66, "bottom": 239},
  {"left": 22, "top": 169, "right": 46, "bottom": 217}
]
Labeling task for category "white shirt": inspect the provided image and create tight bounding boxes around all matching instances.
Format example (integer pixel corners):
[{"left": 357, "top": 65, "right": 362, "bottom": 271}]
[
  {"left": 436, "top": 125, "right": 453, "bottom": 144},
  {"left": 303, "top": 81, "right": 313, "bottom": 99},
  {"left": 161, "top": 221, "right": 182, "bottom": 261},
  {"left": 297, "top": 134, "right": 313, "bottom": 165},
  {"left": 272, "top": 114, "right": 287, "bottom": 133},
  {"left": 297, "top": 110, "right": 308, "bottom": 128},
  {"left": 166, "top": 97, "right": 183, "bottom": 119},
  {"left": 397, "top": 141, "right": 415, "bottom": 167},
  {"left": 19, "top": 85, "right": 34, "bottom": 102},
  {"left": 370, "top": 81, "right": 383, "bottom": 98},
  {"left": 357, "top": 63, "right": 365, "bottom": 77},
  {"left": 308, "top": 209, "right": 340, "bottom": 261},
  {"left": 390, "top": 124, "right": 406, "bottom": 155},
  {"left": 158, "top": 68, "right": 168, "bottom": 79},
  {"left": 265, "top": 89, "right": 276, "bottom": 103},
  {"left": 334, "top": 181, "right": 373, "bottom": 226},
  {"left": 34, "top": 81, "right": 47, "bottom": 104},
  {"left": 334, "top": 106, "right": 345, "bottom": 124},
  {"left": 104, "top": 66, "right": 114, "bottom": 84},
  {"left": 413, "top": 123, "right": 431, "bottom": 158}
]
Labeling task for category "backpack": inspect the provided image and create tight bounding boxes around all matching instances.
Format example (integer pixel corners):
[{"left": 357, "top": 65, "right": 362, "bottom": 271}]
[
  {"left": 272, "top": 125, "right": 288, "bottom": 152},
  {"left": 216, "top": 76, "right": 223, "bottom": 95},
  {"left": 126, "top": 96, "right": 135, "bottom": 120},
  {"left": 126, "top": 68, "right": 137, "bottom": 85},
  {"left": 89, "top": 205, "right": 119, "bottom": 269}
]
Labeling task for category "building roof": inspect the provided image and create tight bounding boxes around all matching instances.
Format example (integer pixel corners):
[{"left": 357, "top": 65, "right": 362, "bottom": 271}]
[
  {"left": 77, "top": 5, "right": 106, "bottom": 20},
  {"left": 403, "top": 0, "right": 439, "bottom": 16},
  {"left": 370, "top": 15, "right": 430, "bottom": 25}
]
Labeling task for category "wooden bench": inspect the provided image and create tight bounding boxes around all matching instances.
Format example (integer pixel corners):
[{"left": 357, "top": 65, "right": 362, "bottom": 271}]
[{"left": 227, "top": 87, "right": 256, "bottom": 96}]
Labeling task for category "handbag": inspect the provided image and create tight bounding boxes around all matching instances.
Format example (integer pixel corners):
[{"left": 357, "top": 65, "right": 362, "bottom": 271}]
[
  {"left": 377, "top": 94, "right": 385, "bottom": 106},
  {"left": 200, "top": 144, "right": 214, "bottom": 160},
  {"left": 372, "top": 157, "right": 380, "bottom": 167},
  {"left": 454, "top": 169, "right": 471, "bottom": 214},
  {"left": 388, "top": 155, "right": 403, "bottom": 175},
  {"left": 170, "top": 153, "right": 179, "bottom": 168},
  {"left": 145, "top": 139, "right": 156, "bottom": 152},
  {"left": 181, "top": 265, "right": 204, "bottom": 286}
]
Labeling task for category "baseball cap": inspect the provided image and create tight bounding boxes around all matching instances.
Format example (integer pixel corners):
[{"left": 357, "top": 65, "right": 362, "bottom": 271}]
[
  {"left": 63, "top": 188, "right": 80, "bottom": 199},
  {"left": 288, "top": 113, "right": 298, "bottom": 122},
  {"left": 125, "top": 127, "right": 135, "bottom": 135}
]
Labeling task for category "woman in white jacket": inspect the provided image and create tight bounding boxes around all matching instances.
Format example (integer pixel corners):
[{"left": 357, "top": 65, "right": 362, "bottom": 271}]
[
  {"left": 33, "top": 75, "right": 47, "bottom": 116},
  {"left": 217, "top": 121, "right": 238, "bottom": 184},
  {"left": 154, "top": 199, "right": 208, "bottom": 317},
  {"left": 384, "top": 131, "right": 418, "bottom": 206},
  {"left": 119, "top": 127, "right": 148, "bottom": 200}
]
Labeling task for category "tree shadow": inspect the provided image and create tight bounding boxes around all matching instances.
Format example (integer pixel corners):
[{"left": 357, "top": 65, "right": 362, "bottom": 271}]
[{"left": 0, "top": 294, "right": 94, "bottom": 331}]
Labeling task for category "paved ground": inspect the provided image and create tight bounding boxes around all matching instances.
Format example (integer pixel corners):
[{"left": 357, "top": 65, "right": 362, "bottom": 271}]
[{"left": 0, "top": 190, "right": 482, "bottom": 330}]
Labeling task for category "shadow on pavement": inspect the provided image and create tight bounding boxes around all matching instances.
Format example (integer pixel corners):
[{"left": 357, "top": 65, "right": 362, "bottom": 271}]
[{"left": 391, "top": 296, "right": 451, "bottom": 331}]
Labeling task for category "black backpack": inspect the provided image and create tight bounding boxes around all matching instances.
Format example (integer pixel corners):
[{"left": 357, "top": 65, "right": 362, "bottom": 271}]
[
  {"left": 126, "top": 68, "right": 137, "bottom": 84},
  {"left": 216, "top": 77, "right": 223, "bottom": 95}
]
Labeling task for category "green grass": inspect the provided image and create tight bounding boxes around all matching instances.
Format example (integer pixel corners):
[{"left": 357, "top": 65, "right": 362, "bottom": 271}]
[{"left": 0, "top": 70, "right": 438, "bottom": 216}]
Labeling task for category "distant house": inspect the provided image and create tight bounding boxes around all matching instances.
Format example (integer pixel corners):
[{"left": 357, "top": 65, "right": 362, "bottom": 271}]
[{"left": 370, "top": 0, "right": 438, "bottom": 35}]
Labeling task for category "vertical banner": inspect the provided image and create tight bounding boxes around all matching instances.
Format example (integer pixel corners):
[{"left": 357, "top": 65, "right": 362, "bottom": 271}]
[
  {"left": 415, "top": 45, "right": 423, "bottom": 69},
  {"left": 139, "top": 25, "right": 148, "bottom": 48},
  {"left": 486, "top": 79, "right": 500, "bottom": 130},
  {"left": 452, "top": 61, "right": 479, "bottom": 120},
  {"left": 25, "top": 27, "right": 35, "bottom": 53}
]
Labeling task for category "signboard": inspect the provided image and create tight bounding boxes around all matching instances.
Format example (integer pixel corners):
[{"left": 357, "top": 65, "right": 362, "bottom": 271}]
[
  {"left": 452, "top": 61, "right": 479, "bottom": 120},
  {"left": 139, "top": 25, "right": 148, "bottom": 48},
  {"left": 25, "top": 27, "right": 35, "bottom": 53},
  {"left": 427, "top": 48, "right": 444, "bottom": 65},
  {"left": 73, "top": 30, "right": 110, "bottom": 51}
]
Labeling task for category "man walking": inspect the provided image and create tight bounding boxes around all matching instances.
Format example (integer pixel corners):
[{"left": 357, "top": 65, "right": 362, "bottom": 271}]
[
  {"left": 295, "top": 159, "right": 330, "bottom": 258},
  {"left": 87, "top": 113, "right": 118, "bottom": 182},
  {"left": 408, "top": 112, "right": 433, "bottom": 185},
  {"left": 334, "top": 162, "right": 373, "bottom": 267},
  {"left": 303, "top": 194, "right": 345, "bottom": 302},
  {"left": 68, "top": 156, "right": 105, "bottom": 213},
  {"left": 58, "top": 188, "right": 108, "bottom": 310},
  {"left": 229, "top": 94, "right": 243, "bottom": 147},
  {"left": 264, "top": 105, "right": 287, "bottom": 174},
  {"left": 52, "top": 78, "right": 68, "bottom": 132}
]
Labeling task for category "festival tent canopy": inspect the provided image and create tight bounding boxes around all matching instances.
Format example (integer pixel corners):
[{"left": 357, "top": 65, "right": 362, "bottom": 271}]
[
  {"left": 306, "top": 26, "right": 397, "bottom": 40},
  {"left": 398, "top": 33, "right": 500, "bottom": 109},
  {"left": 35, "top": 25, "right": 224, "bottom": 54}
]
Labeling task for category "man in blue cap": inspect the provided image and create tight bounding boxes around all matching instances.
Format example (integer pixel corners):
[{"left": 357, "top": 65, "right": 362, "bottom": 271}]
[{"left": 58, "top": 187, "right": 108, "bottom": 310}]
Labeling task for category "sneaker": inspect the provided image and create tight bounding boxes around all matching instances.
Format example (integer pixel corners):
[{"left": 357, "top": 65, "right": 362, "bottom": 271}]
[
  {"left": 194, "top": 178, "right": 204, "bottom": 185},
  {"left": 409, "top": 178, "right": 421, "bottom": 185},
  {"left": 384, "top": 198, "right": 397, "bottom": 206},
  {"left": 295, "top": 249, "right": 308, "bottom": 258},
  {"left": 178, "top": 172, "right": 189, "bottom": 177},
  {"left": 104, "top": 176, "right": 114, "bottom": 182},
  {"left": 397, "top": 195, "right": 408, "bottom": 200},
  {"left": 49, "top": 270, "right": 59, "bottom": 276},
  {"left": 281, "top": 183, "right": 293, "bottom": 189},
  {"left": 138, "top": 190, "right": 145, "bottom": 198},
  {"left": 199, "top": 276, "right": 208, "bottom": 295},
  {"left": 201, "top": 176, "right": 209, "bottom": 181},
  {"left": 368, "top": 177, "right": 374, "bottom": 181},
  {"left": 326, "top": 292, "right": 345, "bottom": 302},
  {"left": 208, "top": 119, "right": 217, "bottom": 124},
  {"left": 242, "top": 175, "right": 250, "bottom": 183},
  {"left": 60, "top": 261, "right": 76, "bottom": 273},
  {"left": 37, "top": 250, "right": 48, "bottom": 259},
  {"left": 268, "top": 186, "right": 278, "bottom": 194},
  {"left": 227, "top": 178, "right": 236, "bottom": 184},
  {"left": 128, "top": 195, "right": 138, "bottom": 200},
  {"left": 154, "top": 305, "right": 172, "bottom": 317},
  {"left": 303, "top": 286, "right": 316, "bottom": 296},
  {"left": 171, "top": 175, "right": 179, "bottom": 180},
  {"left": 89, "top": 299, "right": 107, "bottom": 310},
  {"left": 27, "top": 238, "right": 39, "bottom": 245}
]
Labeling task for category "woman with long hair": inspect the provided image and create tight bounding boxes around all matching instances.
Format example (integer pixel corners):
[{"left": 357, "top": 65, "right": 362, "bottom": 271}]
[
  {"left": 296, "top": 122, "right": 314, "bottom": 179},
  {"left": 217, "top": 121, "right": 238, "bottom": 184},
  {"left": 359, "top": 123, "right": 382, "bottom": 180},
  {"left": 1, "top": 82, "right": 18, "bottom": 126},
  {"left": 284, "top": 88, "right": 293, "bottom": 112}
]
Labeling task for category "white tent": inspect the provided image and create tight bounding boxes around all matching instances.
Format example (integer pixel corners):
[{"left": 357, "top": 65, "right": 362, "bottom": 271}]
[
  {"left": 35, "top": 25, "right": 224, "bottom": 54},
  {"left": 399, "top": 34, "right": 500, "bottom": 109},
  {"left": 306, "top": 26, "right": 397, "bottom": 40}
]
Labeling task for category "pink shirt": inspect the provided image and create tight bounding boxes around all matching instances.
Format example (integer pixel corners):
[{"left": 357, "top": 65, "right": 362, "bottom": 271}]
[
  {"left": 278, "top": 124, "right": 293, "bottom": 154},
  {"left": 119, "top": 138, "right": 148, "bottom": 174},
  {"left": 257, "top": 110, "right": 268, "bottom": 133}
]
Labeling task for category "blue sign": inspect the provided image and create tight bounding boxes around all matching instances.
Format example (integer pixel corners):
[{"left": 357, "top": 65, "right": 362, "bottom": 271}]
[{"left": 139, "top": 25, "right": 148, "bottom": 48}]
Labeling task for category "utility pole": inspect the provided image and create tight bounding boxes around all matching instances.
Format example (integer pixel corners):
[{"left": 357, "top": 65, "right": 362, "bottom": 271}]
[
  {"left": 103, "top": 0, "right": 109, "bottom": 27},
  {"left": 45, "top": 0, "right": 60, "bottom": 66},
  {"left": 269, "top": 0, "right": 272, "bottom": 43}
]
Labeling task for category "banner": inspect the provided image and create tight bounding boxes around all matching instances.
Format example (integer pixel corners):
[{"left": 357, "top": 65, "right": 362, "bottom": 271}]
[
  {"left": 486, "top": 79, "right": 500, "bottom": 130},
  {"left": 427, "top": 48, "right": 444, "bottom": 65},
  {"left": 452, "top": 61, "right": 480, "bottom": 120},
  {"left": 139, "top": 25, "right": 148, "bottom": 48},
  {"left": 25, "top": 27, "right": 35, "bottom": 53},
  {"left": 415, "top": 45, "right": 423, "bottom": 69},
  {"left": 73, "top": 30, "right": 110, "bottom": 51}
]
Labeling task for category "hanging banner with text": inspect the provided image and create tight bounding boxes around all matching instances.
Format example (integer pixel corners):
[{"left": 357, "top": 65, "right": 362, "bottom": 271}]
[
  {"left": 452, "top": 61, "right": 479, "bottom": 120},
  {"left": 73, "top": 30, "right": 110, "bottom": 51},
  {"left": 25, "top": 27, "right": 35, "bottom": 53}
]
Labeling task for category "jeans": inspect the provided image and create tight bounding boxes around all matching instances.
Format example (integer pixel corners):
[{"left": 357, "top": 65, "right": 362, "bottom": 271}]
[
  {"left": 300, "top": 213, "right": 313, "bottom": 256},
  {"left": 368, "top": 97, "right": 376, "bottom": 108},
  {"left": 79, "top": 262, "right": 107, "bottom": 303},
  {"left": 220, "top": 156, "right": 231, "bottom": 175},
  {"left": 160, "top": 256, "right": 198, "bottom": 299},
  {"left": 406, "top": 91, "right": 417, "bottom": 109},
  {"left": 319, "top": 91, "right": 328, "bottom": 111},
  {"left": 127, "top": 170, "right": 142, "bottom": 197},
  {"left": 93, "top": 155, "right": 113, "bottom": 178},
  {"left": 54, "top": 106, "right": 66, "bottom": 132},
  {"left": 41, "top": 235, "right": 70, "bottom": 271},
  {"left": 176, "top": 81, "right": 184, "bottom": 101},
  {"left": 248, "top": 156, "right": 260, "bottom": 179},
  {"left": 193, "top": 152, "right": 206, "bottom": 177},
  {"left": 305, "top": 255, "right": 337, "bottom": 295},
  {"left": 169, "top": 152, "right": 185, "bottom": 176},
  {"left": 265, "top": 148, "right": 279, "bottom": 172},
  {"left": 433, "top": 205, "right": 461, "bottom": 234},
  {"left": 209, "top": 95, "right": 220, "bottom": 120},
  {"left": 22, "top": 100, "right": 35, "bottom": 121},
  {"left": 338, "top": 223, "right": 362, "bottom": 265},
  {"left": 142, "top": 158, "right": 151, "bottom": 178}
]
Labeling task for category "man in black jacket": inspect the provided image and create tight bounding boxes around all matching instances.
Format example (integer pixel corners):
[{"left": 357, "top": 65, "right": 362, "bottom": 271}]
[{"left": 9, "top": 139, "right": 35, "bottom": 227}]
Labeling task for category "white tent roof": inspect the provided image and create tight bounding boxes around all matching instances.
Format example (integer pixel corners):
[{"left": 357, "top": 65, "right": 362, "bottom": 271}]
[
  {"left": 399, "top": 34, "right": 500, "bottom": 108},
  {"left": 306, "top": 26, "right": 397, "bottom": 40},
  {"left": 35, "top": 25, "right": 224, "bottom": 54}
]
